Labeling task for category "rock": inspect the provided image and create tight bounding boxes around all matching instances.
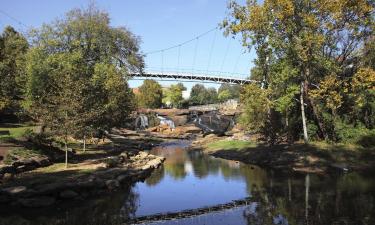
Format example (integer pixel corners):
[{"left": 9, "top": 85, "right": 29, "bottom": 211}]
[
  {"left": 120, "top": 152, "right": 129, "bottom": 159},
  {"left": 35, "top": 182, "right": 68, "bottom": 195},
  {"left": 137, "top": 151, "right": 149, "bottom": 159},
  {"left": 2, "top": 186, "right": 27, "bottom": 195},
  {"left": 0, "top": 165, "right": 16, "bottom": 175},
  {"left": 117, "top": 174, "right": 129, "bottom": 183},
  {"left": 59, "top": 190, "right": 79, "bottom": 199},
  {"left": 19, "top": 196, "right": 55, "bottom": 207},
  {"left": 105, "top": 179, "right": 119, "bottom": 190},
  {"left": 2, "top": 173, "right": 14, "bottom": 180},
  {"left": 141, "top": 164, "right": 152, "bottom": 170},
  {"left": 146, "top": 126, "right": 158, "bottom": 132},
  {"left": 16, "top": 165, "right": 28, "bottom": 173},
  {"left": 33, "top": 157, "right": 51, "bottom": 167}
]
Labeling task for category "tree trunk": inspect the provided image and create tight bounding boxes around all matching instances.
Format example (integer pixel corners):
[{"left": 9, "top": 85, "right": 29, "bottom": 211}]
[
  {"left": 300, "top": 82, "right": 309, "bottom": 143},
  {"left": 308, "top": 96, "right": 329, "bottom": 140},
  {"left": 83, "top": 135, "right": 86, "bottom": 153},
  {"left": 64, "top": 137, "right": 68, "bottom": 169}
]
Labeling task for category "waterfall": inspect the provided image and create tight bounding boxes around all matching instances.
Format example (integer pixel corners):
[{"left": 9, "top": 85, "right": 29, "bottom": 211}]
[
  {"left": 135, "top": 114, "right": 149, "bottom": 130},
  {"left": 157, "top": 115, "right": 175, "bottom": 130}
]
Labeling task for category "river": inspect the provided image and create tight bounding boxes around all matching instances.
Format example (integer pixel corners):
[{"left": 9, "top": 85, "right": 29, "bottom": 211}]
[{"left": 1, "top": 140, "right": 374, "bottom": 225}]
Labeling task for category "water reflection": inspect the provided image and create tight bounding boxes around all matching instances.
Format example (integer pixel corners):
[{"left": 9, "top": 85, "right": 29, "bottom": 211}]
[{"left": 0, "top": 140, "right": 374, "bottom": 225}]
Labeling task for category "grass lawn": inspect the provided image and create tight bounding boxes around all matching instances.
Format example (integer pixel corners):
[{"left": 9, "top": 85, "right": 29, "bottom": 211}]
[
  {"left": 0, "top": 124, "right": 37, "bottom": 141},
  {"left": 205, "top": 140, "right": 256, "bottom": 152}
]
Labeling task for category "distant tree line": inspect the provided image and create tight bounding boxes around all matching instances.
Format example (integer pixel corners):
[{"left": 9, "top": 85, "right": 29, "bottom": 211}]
[
  {"left": 135, "top": 80, "right": 241, "bottom": 109},
  {"left": 223, "top": 0, "right": 375, "bottom": 145}
]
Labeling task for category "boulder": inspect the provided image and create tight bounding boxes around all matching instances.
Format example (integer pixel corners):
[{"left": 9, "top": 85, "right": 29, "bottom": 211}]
[
  {"left": 2, "top": 186, "right": 27, "bottom": 195},
  {"left": 105, "top": 179, "right": 119, "bottom": 190},
  {"left": 33, "top": 157, "right": 51, "bottom": 167},
  {"left": 0, "top": 165, "right": 16, "bottom": 175},
  {"left": 116, "top": 174, "right": 130, "bottom": 183},
  {"left": 59, "top": 190, "right": 79, "bottom": 199},
  {"left": 19, "top": 196, "right": 55, "bottom": 207}
]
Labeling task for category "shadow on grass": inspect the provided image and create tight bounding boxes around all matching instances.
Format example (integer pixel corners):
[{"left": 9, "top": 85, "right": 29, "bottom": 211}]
[{"left": 208, "top": 141, "right": 375, "bottom": 170}]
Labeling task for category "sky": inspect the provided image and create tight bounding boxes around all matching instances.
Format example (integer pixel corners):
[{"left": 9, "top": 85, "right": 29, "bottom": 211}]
[{"left": 0, "top": 0, "right": 256, "bottom": 92}]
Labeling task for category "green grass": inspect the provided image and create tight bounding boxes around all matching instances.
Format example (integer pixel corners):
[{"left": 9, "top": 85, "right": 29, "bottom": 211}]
[
  {"left": 3, "top": 147, "right": 45, "bottom": 165},
  {"left": 205, "top": 140, "right": 256, "bottom": 151},
  {"left": 0, "top": 125, "right": 37, "bottom": 139}
]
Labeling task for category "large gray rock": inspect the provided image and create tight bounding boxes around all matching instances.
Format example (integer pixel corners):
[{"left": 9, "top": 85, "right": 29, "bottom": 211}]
[{"left": 19, "top": 196, "right": 55, "bottom": 207}]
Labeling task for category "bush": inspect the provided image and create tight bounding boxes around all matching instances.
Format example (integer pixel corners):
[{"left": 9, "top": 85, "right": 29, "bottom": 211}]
[{"left": 335, "top": 120, "right": 375, "bottom": 147}]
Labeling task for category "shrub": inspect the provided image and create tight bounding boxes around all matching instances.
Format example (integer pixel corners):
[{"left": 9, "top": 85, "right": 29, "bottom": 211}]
[{"left": 335, "top": 120, "right": 375, "bottom": 147}]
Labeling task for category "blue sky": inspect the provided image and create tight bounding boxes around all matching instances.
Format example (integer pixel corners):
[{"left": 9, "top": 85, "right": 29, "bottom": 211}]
[{"left": 0, "top": 0, "right": 255, "bottom": 91}]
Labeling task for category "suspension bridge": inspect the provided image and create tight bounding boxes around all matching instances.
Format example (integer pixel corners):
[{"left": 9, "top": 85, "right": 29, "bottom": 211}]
[
  {"left": 133, "top": 27, "right": 254, "bottom": 85},
  {"left": 129, "top": 72, "right": 253, "bottom": 85}
]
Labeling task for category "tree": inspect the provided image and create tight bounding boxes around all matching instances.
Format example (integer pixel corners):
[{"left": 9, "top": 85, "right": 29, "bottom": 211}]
[
  {"left": 223, "top": 0, "right": 374, "bottom": 144},
  {"left": 218, "top": 84, "right": 240, "bottom": 102},
  {"left": 137, "top": 79, "right": 163, "bottom": 108},
  {"left": 25, "top": 4, "right": 143, "bottom": 164},
  {"left": 218, "top": 89, "right": 232, "bottom": 102},
  {"left": 0, "top": 26, "right": 28, "bottom": 116},
  {"left": 240, "top": 84, "right": 272, "bottom": 132},
  {"left": 190, "top": 84, "right": 206, "bottom": 105},
  {"left": 163, "top": 83, "right": 186, "bottom": 108},
  {"left": 190, "top": 84, "right": 219, "bottom": 105},
  {"left": 205, "top": 87, "right": 218, "bottom": 104}
]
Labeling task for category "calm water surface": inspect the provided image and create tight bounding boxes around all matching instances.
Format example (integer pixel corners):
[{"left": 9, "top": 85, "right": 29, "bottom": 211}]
[{"left": 0, "top": 140, "right": 374, "bottom": 225}]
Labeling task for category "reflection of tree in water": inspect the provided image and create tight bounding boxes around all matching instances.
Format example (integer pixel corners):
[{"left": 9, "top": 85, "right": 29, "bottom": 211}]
[
  {"left": 0, "top": 184, "right": 139, "bottom": 225},
  {"left": 164, "top": 161, "right": 187, "bottom": 180},
  {"left": 190, "top": 153, "right": 217, "bottom": 179},
  {"left": 241, "top": 172, "right": 375, "bottom": 225},
  {"left": 145, "top": 166, "right": 165, "bottom": 186}
]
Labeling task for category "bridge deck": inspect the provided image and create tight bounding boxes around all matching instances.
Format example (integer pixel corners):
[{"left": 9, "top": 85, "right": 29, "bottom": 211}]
[{"left": 129, "top": 72, "right": 253, "bottom": 84}]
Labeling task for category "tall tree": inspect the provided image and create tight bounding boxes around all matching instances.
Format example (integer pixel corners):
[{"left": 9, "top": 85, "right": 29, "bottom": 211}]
[
  {"left": 190, "top": 84, "right": 207, "bottom": 105},
  {"left": 223, "top": 0, "right": 374, "bottom": 143},
  {"left": 25, "top": 5, "right": 143, "bottom": 164},
  {"left": 190, "top": 84, "right": 219, "bottom": 105},
  {"left": 218, "top": 84, "right": 241, "bottom": 102},
  {"left": 137, "top": 79, "right": 163, "bottom": 109},
  {"left": 163, "top": 83, "right": 186, "bottom": 108},
  {"left": 0, "top": 26, "right": 28, "bottom": 115}
]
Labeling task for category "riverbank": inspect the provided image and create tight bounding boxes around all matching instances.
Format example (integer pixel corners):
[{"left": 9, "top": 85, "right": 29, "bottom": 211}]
[
  {"left": 192, "top": 134, "right": 375, "bottom": 174},
  {"left": 0, "top": 127, "right": 166, "bottom": 208}
]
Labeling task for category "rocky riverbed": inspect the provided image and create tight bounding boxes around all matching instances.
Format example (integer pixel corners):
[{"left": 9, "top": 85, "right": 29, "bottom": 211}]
[{"left": 0, "top": 150, "right": 164, "bottom": 207}]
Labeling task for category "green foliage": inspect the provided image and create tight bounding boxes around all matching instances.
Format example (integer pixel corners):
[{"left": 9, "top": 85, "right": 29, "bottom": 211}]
[
  {"left": 190, "top": 84, "right": 218, "bottom": 105},
  {"left": 137, "top": 79, "right": 163, "bottom": 108},
  {"left": 162, "top": 83, "right": 186, "bottom": 108},
  {"left": 335, "top": 121, "right": 375, "bottom": 147},
  {"left": 0, "top": 26, "right": 28, "bottom": 114},
  {"left": 25, "top": 4, "right": 142, "bottom": 139},
  {"left": 3, "top": 147, "right": 44, "bottom": 165},
  {"left": 224, "top": 0, "right": 375, "bottom": 144},
  {"left": 218, "top": 89, "right": 231, "bottom": 102},
  {"left": 239, "top": 84, "right": 271, "bottom": 132},
  {"left": 217, "top": 84, "right": 240, "bottom": 102}
]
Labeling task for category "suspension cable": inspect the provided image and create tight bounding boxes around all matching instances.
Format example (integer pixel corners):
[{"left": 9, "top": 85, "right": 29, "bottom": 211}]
[
  {"left": 145, "top": 27, "right": 218, "bottom": 55},
  {"left": 191, "top": 37, "right": 199, "bottom": 74},
  {"left": 232, "top": 51, "right": 242, "bottom": 77},
  {"left": 220, "top": 38, "right": 232, "bottom": 72},
  {"left": 206, "top": 28, "right": 218, "bottom": 73},
  {"left": 177, "top": 45, "right": 181, "bottom": 75}
]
